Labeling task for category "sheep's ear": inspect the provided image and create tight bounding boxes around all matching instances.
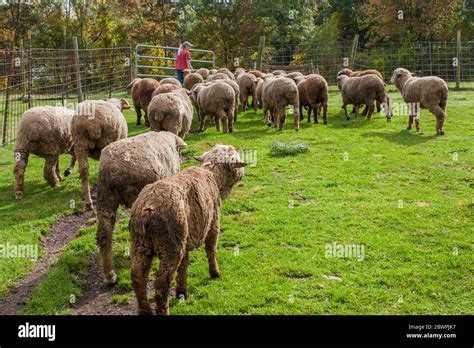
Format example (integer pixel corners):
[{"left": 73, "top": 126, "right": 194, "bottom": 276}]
[
  {"left": 194, "top": 155, "right": 205, "bottom": 162},
  {"left": 176, "top": 137, "right": 187, "bottom": 150},
  {"left": 231, "top": 161, "right": 247, "bottom": 168},
  {"left": 120, "top": 98, "right": 131, "bottom": 110},
  {"left": 186, "top": 90, "right": 192, "bottom": 96}
]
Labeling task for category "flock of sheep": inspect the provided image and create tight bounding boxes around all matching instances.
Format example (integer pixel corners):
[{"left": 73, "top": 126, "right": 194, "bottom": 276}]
[{"left": 11, "top": 64, "right": 449, "bottom": 315}]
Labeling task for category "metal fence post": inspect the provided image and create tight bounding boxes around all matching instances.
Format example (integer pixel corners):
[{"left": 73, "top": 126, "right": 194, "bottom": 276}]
[
  {"left": 126, "top": 43, "right": 133, "bottom": 82},
  {"left": 109, "top": 45, "right": 115, "bottom": 98},
  {"left": 27, "top": 31, "right": 32, "bottom": 109},
  {"left": 72, "top": 36, "right": 84, "bottom": 102},
  {"left": 456, "top": 30, "right": 461, "bottom": 89}
]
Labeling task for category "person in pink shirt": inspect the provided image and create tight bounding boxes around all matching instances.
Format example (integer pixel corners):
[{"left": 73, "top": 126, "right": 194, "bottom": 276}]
[{"left": 175, "top": 41, "right": 193, "bottom": 85}]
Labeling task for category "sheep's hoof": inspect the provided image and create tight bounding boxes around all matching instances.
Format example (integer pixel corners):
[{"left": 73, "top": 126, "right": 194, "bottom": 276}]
[
  {"left": 84, "top": 202, "right": 94, "bottom": 211},
  {"left": 314, "top": 120, "right": 319, "bottom": 124},
  {"left": 229, "top": 128, "right": 233, "bottom": 133},
  {"left": 105, "top": 271, "right": 117, "bottom": 286},
  {"left": 323, "top": 121, "right": 328, "bottom": 125},
  {"left": 267, "top": 122, "right": 272, "bottom": 127},
  {"left": 210, "top": 270, "right": 221, "bottom": 279},
  {"left": 136, "top": 121, "right": 141, "bottom": 126},
  {"left": 64, "top": 169, "right": 72, "bottom": 177},
  {"left": 138, "top": 307, "right": 153, "bottom": 315},
  {"left": 437, "top": 130, "right": 445, "bottom": 136},
  {"left": 15, "top": 191, "right": 23, "bottom": 200},
  {"left": 346, "top": 117, "right": 350, "bottom": 120}
]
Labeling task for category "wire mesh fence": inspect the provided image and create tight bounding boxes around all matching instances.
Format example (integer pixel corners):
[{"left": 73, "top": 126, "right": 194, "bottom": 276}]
[
  {"left": 0, "top": 46, "right": 132, "bottom": 146},
  {"left": 243, "top": 40, "right": 474, "bottom": 85}
]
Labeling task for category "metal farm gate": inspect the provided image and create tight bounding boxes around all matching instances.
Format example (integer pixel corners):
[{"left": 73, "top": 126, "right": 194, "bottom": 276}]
[{"left": 134, "top": 44, "right": 215, "bottom": 79}]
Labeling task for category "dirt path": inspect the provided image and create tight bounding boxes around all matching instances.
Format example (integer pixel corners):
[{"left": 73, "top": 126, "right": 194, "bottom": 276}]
[{"left": 0, "top": 210, "right": 95, "bottom": 315}]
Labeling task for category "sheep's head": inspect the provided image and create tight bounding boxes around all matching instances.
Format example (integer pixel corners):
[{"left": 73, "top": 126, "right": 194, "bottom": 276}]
[
  {"left": 337, "top": 68, "right": 352, "bottom": 77},
  {"left": 391, "top": 68, "right": 412, "bottom": 90},
  {"left": 336, "top": 75, "right": 348, "bottom": 90},
  {"left": 104, "top": 98, "right": 131, "bottom": 111},
  {"left": 194, "top": 144, "right": 246, "bottom": 199}
]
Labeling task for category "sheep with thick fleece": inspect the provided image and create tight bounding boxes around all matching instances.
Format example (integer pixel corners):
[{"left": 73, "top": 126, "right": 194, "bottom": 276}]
[
  {"left": 127, "top": 78, "right": 159, "bottom": 126},
  {"left": 183, "top": 69, "right": 204, "bottom": 90},
  {"left": 160, "top": 78, "right": 182, "bottom": 87},
  {"left": 72, "top": 98, "right": 130, "bottom": 210},
  {"left": 206, "top": 72, "right": 230, "bottom": 82},
  {"left": 191, "top": 81, "right": 235, "bottom": 133},
  {"left": 190, "top": 80, "right": 239, "bottom": 122},
  {"left": 13, "top": 106, "right": 76, "bottom": 199},
  {"left": 97, "top": 131, "right": 186, "bottom": 285},
  {"left": 262, "top": 77, "right": 300, "bottom": 131},
  {"left": 236, "top": 72, "right": 257, "bottom": 112},
  {"left": 249, "top": 70, "right": 265, "bottom": 79},
  {"left": 234, "top": 67, "right": 246, "bottom": 78},
  {"left": 195, "top": 68, "right": 210, "bottom": 80},
  {"left": 130, "top": 144, "right": 246, "bottom": 315},
  {"left": 337, "top": 74, "right": 392, "bottom": 121},
  {"left": 148, "top": 89, "right": 193, "bottom": 139},
  {"left": 151, "top": 83, "right": 180, "bottom": 99},
  {"left": 216, "top": 68, "right": 235, "bottom": 80},
  {"left": 298, "top": 74, "right": 329, "bottom": 124},
  {"left": 391, "top": 68, "right": 448, "bottom": 135}
]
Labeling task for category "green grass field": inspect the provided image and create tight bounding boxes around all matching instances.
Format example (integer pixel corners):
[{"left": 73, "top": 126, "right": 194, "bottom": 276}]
[{"left": 0, "top": 86, "right": 472, "bottom": 315}]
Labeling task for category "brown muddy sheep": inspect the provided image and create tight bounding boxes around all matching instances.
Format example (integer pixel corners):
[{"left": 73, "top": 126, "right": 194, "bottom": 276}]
[
  {"left": 129, "top": 144, "right": 246, "bottom": 315},
  {"left": 13, "top": 106, "right": 76, "bottom": 199},
  {"left": 72, "top": 98, "right": 130, "bottom": 210},
  {"left": 191, "top": 81, "right": 236, "bottom": 133},
  {"left": 216, "top": 67, "right": 235, "bottom": 80},
  {"left": 262, "top": 77, "right": 300, "bottom": 131},
  {"left": 97, "top": 131, "right": 186, "bottom": 285},
  {"left": 391, "top": 68, "right": 448, "bottom": 135},
  {"left": 151, "top": 83, "right": 180, "bottom": 98},
  {"left": 249, "top": 70, "right": 264, "bottom": 79},
  {"left": 148, "top": 89, "right": 193, "bottom": 139},
  {"left": 298, "top": 74, "right": 329, "bottom": 124},
  {"left": 236, "top": 72, "right": 257, "bottom": 112},
  {"left": 183, "top": 69, "right": 204, "bottom": 90},
  {"left": 337, "top": 74, "right": 392, "bottom": 121},
  {"left": 160, "top": 78, "right": 182, "bottom": 87},
  {"left": 206, "top": 72, "right": 230, "bottom": 82},
  {"left": 127, "top": 78, "right": 159, "bottom": 127},
  {"left": 195, "top": 68, "right": 210, "bottom": 80}
]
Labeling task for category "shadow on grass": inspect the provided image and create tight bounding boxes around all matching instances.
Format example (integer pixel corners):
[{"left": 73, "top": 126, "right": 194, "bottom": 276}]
[
  {"left": 327, "top": 110, "right": 388, "bottom": 129},
  {"left": 361, "top": 129, "right": 437, "bottom": 146}
]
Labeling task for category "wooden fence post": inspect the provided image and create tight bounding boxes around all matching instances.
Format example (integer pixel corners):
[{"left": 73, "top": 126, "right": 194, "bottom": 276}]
[
  {"left": 456, "top": 30, "right": 461, "bottom": 90},
  {"left": 351, "top": 34, "right": 359, "bottom": 69},
  {"left": 72, "top": 36, "right": 84, "bottom": 102}
]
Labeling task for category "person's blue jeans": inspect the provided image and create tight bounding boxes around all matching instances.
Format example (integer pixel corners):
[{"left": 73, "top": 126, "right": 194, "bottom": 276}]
[{"left": 176, "top": 70, "right": 184, "bottom": 85}]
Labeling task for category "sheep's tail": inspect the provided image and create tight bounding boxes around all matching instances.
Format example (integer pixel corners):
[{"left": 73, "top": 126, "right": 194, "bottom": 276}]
[{"left": 127, "top": 78, "right": 141, "bottom": 90}]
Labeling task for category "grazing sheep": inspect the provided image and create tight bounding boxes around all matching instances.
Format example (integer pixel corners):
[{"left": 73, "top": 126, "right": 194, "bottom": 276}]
[
  {"left": 151, "top": 83, "right": 180, "bottom": 99},
  {"left": 249, "top": 70, "right": 264, "bottom": 79},
  {"left": 192, "top": 81, "right": 236, "bottom": 133},
  {"left": 97, "top": 131, "right": 186, "bottom": 285},
  {"left": 130, "top": 144, "right": 246, "bottom": 315},
  {"left": 338, "top": 68, "right": 385, "bottom": 113},
  {"left": 148, "top": 89, "right": 193, "bottom": 139},
  {"left": 236, "top": 72, "right": 257, "bottom": 112},
  {"left": 337, "top": 74, "right": 392, "bottom": 121},
  {"left": 206, "top": 72, "right": 230, "bottom": 82},
  {"left": 191, "top": 80, "right": 240, "bottom": 122},
  {"left": 216, "top": 67, "right": 235, "bottom": 80},
  {"left": 195, "top": 68, "right": 210, "bottom": 80},
  {"left": 13, "top": 106, "right": 76, "bottom": 200},
  {"left": 262, "top": 77, "right": 300, "bottom": 131},
  {"left": 72, "top": 98, "right": 130, "bottom": 210},
  {"left": 128, "top": 78, "right": 159, "bottom": 126},
  {"left": 160, "top": 78, "right": 182, "bottom": 87},
  {"left": 298, "top": 74, "right": 329, "bottom": 124},
  {"left": 391, "top": 68, "right": 448, "bottom": 135},
  {"left": 183, "top": 69, "right": 204, "bottom": 90}
]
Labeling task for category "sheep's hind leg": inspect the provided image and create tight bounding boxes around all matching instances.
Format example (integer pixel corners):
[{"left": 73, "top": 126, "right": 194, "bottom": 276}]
[
  {"left": 131, "top": 244, "right": 153, "bottom": 315},
  {"left": 430, "top": 105, "right": 446, "bottom": 135},
  {"left": 76, "top": 148, "right": 93, "bottom": 210},
  {"left": 176, "top": 252, "right": 189, "bottom": 299},
  {"left": 64, "top": 154, "right": 76, "bottom": 177},
  {"left": 135, "top": 106, "right": 142, "bottom": 126},
  {"left": 365, "top": 101, "right": 375, "bottom": 120},
  {"left": 55, "top": 161, "right": 63, "bottom": 181},
  {"left": 322, "top": 101, "right": 328, "bottom": 125},
  {"left": 97, "top": 198, "right": 119, "bottom": 285},
  {"left": 155, "top": 254, "right": 182, "bottom": 315},
  {"left": 14, "top": 151, "right": 29, "bottom": 200},
  {"left": 43, "top": 155, "right": 60, "bottom": 188},
  {"left": 205, "top": 221, "right": 221, "bottom": 279}
]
